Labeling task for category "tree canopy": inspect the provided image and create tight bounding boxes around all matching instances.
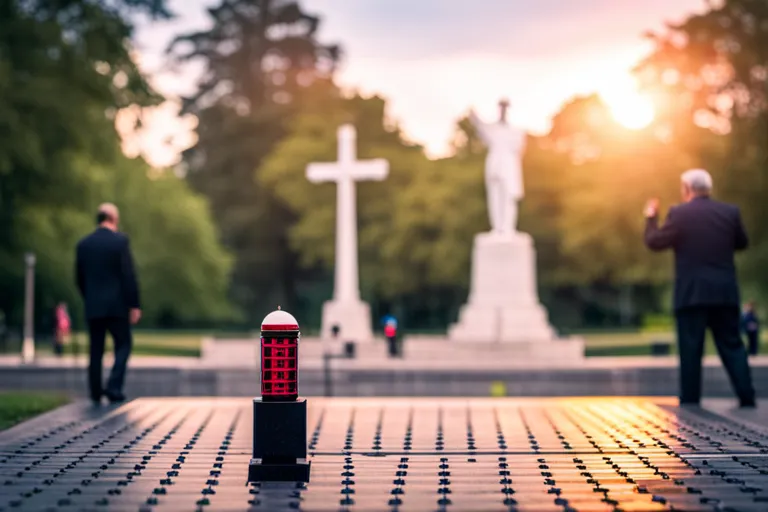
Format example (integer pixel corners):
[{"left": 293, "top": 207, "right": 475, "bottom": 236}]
[
  {"left": 170, "top": 0, "right": 340, "bottom": 321},
  {"left": 634, "top": 0, "right": 768, "bottom": 305},
  {"left": 0, "top": 0, "right": 233, "bottom": 332},
  {"left": 247, "top": 0, "right": 768, "bottom": 328},
  {"left": 5, "top": 0, "right": 768, "bottom": 334}
]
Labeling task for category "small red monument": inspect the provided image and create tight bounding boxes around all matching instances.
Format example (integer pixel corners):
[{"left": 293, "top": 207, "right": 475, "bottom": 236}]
[{"left": 248, "top": 308, "right": 311, "bottom": 482}]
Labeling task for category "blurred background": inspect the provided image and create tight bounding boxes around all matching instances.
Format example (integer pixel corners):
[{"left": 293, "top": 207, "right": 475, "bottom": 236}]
[{"left": 1, "top": 0, "right": 766, "bottom": 359}]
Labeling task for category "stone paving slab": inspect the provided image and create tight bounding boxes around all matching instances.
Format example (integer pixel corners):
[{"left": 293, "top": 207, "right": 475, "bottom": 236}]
[{"left": 1, "top": 398, "right": 767, "bottom": 511}]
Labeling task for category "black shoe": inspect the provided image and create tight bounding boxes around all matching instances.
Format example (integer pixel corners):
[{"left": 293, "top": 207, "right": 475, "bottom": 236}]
[
  {"left": 91, "top": 396, "right": 102, "bottom": 406},
  {"left": 739, "top": 399, "right": 757, "bottom": 409},
  {"left": 679, "top": 400, "right": 700, "bottom": 407},
  {"left": 103, "top": 391, "right": 126, "bottom": 404}
]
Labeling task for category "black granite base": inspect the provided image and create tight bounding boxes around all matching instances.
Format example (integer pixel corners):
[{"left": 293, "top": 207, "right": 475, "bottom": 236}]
[
  {"left": 248, "top": 458, "right": 311, "bottom": 482},
  {"left": 249, "top": 398, "right": 310, "bottom": 483}
]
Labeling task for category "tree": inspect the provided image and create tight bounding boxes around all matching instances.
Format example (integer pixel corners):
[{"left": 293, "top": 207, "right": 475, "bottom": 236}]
[
  {"left": 635, "top": 0, "right": 768, "bottom": 304},
  {"left": 106, "top": 158, "right": 235, "bottom": 326},
  {"left": 0, "top": 0, "right": 235, "bottom": 331},
  {"left": 169, "top": 0, "right": 340, "bottom": 320},
  {"left": 9, "top": 152, "right": 235, "bottom": 330},
  {"left": 546, "top": 95, "right": 696, "bottom": 286},
  {"left": 0, "top": 0, "right": 171, "bottom": 326}
]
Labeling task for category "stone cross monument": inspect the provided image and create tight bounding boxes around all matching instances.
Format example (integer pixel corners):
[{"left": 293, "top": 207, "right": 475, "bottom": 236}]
[
  {"left": 307, "top": 124, "right": 388, "bottom": 341},
  {"left": 448, "top": 100, "right": 583, "bottom": 359}
]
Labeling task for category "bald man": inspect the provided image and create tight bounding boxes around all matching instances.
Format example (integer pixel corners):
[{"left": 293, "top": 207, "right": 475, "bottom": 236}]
[{"left": 76, "top": 203, "right": 141, "bottom": 405}]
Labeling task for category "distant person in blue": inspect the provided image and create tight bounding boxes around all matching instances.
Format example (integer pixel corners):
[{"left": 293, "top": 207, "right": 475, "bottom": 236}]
[
  {"left": 742, "top": 302, "right": 760, "bottom": 356},
  {"left": 384, "top": 320, "right": 399, "bottom": 357},
  {"left": 381, "top": 315, "right": 397, "bottom": 329},
  {"left": 381, "top": 315, "right": 400, "bottom": 357}
]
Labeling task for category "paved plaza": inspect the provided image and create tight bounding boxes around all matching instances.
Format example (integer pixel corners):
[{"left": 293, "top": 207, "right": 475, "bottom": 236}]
[{"left": 1, "top": 398, "right": 768, "bottom": 511}]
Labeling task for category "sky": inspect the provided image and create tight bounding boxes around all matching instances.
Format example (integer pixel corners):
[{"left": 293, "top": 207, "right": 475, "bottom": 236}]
[{"left": 126, "top": 0, "right": 707, "bottom": 167}]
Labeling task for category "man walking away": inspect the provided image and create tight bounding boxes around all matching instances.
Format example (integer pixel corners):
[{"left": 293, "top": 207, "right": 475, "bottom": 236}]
[
  {"left": 76, "top": 203, "right": 141, "bottom": 405},
  {"left": 644, "top": 169, "right": 756, "bottom": 408},
  {"left": 742, "top": 302, "right": 760, "bottom": 356}
]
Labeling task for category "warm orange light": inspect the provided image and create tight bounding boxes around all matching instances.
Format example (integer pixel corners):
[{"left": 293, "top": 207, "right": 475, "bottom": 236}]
[
  {"left": 608, "top": 94, "right": 655, "bottom": 129},
  {"left": 599, "top": 82, "right": 656, "bottom": 130}
]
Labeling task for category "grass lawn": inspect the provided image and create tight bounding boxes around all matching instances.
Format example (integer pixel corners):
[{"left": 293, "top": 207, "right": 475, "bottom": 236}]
[
  {"left": 582, "top": 330, "right": 767, "bottom": 357},
  {"left": 67, "top": 332, "right": 203, "bottom": 358},
  {"left": 0, "top": 392, "right": 70, "bottom": 431},
  {"left": 583, "top": 331, "right": 669, "bottom": 357},
  {"left": 18, "top": 332, "right": 206, "bottom": 358},
  {"left": 3, "top": 329, "right": 762, "bottom": 359}
]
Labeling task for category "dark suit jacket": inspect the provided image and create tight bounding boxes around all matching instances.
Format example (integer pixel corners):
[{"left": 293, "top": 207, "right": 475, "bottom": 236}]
[
  {"left": 76, "top": 227, "right": 140, "bottom": 319},
  {"left": 644, "top": 196, "right": 748, "bottom": 311}
]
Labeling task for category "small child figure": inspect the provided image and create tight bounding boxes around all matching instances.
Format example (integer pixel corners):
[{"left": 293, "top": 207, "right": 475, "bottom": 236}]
[
  {"left": 384, "top": 319, "right": 398, "bottom": 358},
  {"left": 741, "top": 301, "right": 760, "bottom": 356},
  {"left": 53, "top": 302, "right": 71, "bottom": 356}
]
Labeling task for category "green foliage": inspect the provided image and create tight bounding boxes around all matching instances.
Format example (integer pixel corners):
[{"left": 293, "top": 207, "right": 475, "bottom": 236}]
[
  {"left": 7, "top": 0, "right": 768, "bottom": 334},
  {"left": 635, "top": 0, "right": 768, "bottom": 306},
  {"left": 254, "top": 0, "right": 768, "bottom": 328},
  {"left": 259, "top": 94, "right": 486, "bottom": 300},
  {"left": 0, "top": 0, "right": 234, "bottom": 330},
  {"left": 641, "top": 314, "right": 674, "bottom": 333},
  {"left": 258, "top": 88, "right": 689, "bottom": 327},
  {"left": 39, "top": 331, "right": 204, "bottom": 357},
  {"left": 537, "top": 95, "right": 686, "bottom": 286},
  {"left": 170, "top": 0, "right": 338, "bottom": 114},
  {"left": 107, "top": 159, "right": 235, "bottom": 325},
  {"left": 171, "top": 0, "right": 340, "bottom": 319},
  {"left": 8, "top": 153, "right": 235, "bottom": 329}
]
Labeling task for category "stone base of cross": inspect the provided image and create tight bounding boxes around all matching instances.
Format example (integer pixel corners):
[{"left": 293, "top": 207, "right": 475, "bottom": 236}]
[{"left": 320, "top": 299, "right": 373, "bottom": 342}]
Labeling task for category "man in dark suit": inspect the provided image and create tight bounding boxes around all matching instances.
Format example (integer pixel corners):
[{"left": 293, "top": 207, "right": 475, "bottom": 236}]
[
  {"left": 76, "top": 203, "right": 141, "bottom": 404},
  {"left": 644, "top": 169, "right": 755, "bottom": 407}
]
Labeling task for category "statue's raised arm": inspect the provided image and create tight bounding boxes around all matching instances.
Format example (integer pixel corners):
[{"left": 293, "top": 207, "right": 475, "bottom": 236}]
[{"left": 468, "top": 108, "right": 490, "bottom": 144}]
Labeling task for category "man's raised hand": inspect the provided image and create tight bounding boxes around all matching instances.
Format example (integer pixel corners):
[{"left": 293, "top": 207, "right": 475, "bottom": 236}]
[{"left": 644, "top": 198, "right": 660, "bottom": 219}]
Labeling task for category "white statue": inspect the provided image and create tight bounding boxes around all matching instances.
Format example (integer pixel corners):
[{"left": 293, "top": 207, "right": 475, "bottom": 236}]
[{"left": 469, "top": 99, "right": 526, "bottom": 234}]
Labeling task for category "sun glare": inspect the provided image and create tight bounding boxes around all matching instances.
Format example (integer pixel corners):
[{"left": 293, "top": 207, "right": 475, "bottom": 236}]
[{"left": 603, "top": 90, "right": 655, "bottom": 130}]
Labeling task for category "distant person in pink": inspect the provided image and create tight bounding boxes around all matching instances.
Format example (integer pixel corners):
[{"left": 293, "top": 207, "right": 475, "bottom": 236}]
[{"left": 53, "top": 302, "right": 71, "bottom": 356}]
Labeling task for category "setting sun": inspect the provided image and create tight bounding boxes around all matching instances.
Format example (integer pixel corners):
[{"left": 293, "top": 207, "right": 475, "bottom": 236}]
[{"left": 601, "top": 88, "right": 656, "bottom": 130}]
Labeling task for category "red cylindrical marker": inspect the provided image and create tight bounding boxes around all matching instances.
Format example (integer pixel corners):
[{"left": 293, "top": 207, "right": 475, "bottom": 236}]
[{"left": 260, "top": 308, "right": 300, "bottom": 402}]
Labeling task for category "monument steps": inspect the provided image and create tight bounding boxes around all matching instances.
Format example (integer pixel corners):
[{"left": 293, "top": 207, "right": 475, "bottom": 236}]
[{"left": 202, "top": 336, "right": 585, "bottom": 368}]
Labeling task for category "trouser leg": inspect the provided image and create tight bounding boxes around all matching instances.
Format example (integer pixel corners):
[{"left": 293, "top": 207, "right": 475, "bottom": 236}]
[
  {"left": 387, "top": 337, "right": 396, "bottom": 357},
  {"left": 105, "top": 317, "right": 132, "bottom": 396},
  {"left": 675, "top": 308, "right": 707, "bottom": 404},
  {"left": 88, "top": 319, "right": 107, "bottom": 401},
  {"left": 708, "top": 307, "right": 755, "bottom": 403},
  {"left": 747, "top": 331, "right": 759, "bottom": 356}
]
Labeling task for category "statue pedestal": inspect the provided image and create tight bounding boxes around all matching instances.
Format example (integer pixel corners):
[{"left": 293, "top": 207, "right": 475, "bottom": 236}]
[
  {"left": 320, "top": 299, "right": 373, "bottom": 342},
  {"left": 448, "top": 232, "right": 583, "bottom": 359}
]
